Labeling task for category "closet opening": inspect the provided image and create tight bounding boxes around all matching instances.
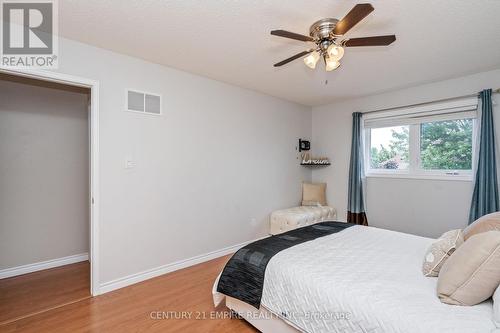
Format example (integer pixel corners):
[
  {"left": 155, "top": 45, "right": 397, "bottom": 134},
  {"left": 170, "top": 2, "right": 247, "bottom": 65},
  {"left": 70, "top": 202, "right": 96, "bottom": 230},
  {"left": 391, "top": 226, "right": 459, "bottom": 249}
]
[{"left": 0, "top": 70, "right": 99, "bottom": 325}]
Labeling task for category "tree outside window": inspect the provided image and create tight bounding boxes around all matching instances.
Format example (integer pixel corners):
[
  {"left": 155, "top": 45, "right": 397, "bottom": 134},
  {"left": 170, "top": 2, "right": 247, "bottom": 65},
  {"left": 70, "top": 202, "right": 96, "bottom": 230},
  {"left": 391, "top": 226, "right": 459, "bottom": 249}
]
[{"left": 369, "top": 119, "right": 473, "bottom": 171}]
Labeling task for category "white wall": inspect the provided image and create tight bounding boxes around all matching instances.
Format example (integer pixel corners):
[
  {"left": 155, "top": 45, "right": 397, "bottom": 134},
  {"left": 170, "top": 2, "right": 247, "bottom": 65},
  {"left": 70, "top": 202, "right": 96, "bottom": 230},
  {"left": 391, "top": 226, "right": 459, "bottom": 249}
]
[
  {"left": 0, "top": 78, "right": 89, "bottom": 269},
  {"left": 312, "top": 69, "right": 500, "bottom": 238},
  {"left": 18, "top": 35, "right": 497, "bottom": 287},
  {"left": 48, "top": 38, "right": 311, "bottom": 285}
]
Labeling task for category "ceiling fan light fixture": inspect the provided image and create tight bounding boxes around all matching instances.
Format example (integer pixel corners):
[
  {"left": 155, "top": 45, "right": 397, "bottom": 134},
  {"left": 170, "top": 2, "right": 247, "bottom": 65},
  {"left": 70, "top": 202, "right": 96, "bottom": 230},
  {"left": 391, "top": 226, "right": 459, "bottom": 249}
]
[
  {"left": 303, "top": 51, "right": 320, "bottom": 69},
  {"left": 325, "top": 57, "right": 340, "bottom": 71},
  {"left": 327, "top": 44, "right": 344, "bottom": 61},
  {"left": 270, "top": 4, "right": 396, "bottom": 71}
]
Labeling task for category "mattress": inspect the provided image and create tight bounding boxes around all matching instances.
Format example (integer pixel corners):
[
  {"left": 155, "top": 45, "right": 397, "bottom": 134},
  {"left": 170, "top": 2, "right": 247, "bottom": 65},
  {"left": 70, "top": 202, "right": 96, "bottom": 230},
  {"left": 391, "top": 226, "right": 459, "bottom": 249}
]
[
  {"left": 260, "top": 225, "right": 495, "bottom": 333},
  {"left": 217, "top": 222, "right": 353, "bottom": 308},
  {"left": 214, "top": 225, "right": 496, "bottom": 333}
]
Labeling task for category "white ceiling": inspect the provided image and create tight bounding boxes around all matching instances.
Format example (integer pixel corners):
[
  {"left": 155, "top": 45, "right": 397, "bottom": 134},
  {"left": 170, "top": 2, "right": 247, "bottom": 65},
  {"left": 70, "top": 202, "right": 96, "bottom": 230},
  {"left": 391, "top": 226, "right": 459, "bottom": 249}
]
[{"left": 59, "top": 1, "right": 500, "bottom": 106}]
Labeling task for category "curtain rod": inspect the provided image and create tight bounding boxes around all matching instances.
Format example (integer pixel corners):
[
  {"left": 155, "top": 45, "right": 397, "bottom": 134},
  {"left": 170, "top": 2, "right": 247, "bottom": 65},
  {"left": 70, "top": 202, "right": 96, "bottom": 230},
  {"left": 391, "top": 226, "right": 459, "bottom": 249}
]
[{"left": 362, "top": 88, "right": 500, "bottom": 115}]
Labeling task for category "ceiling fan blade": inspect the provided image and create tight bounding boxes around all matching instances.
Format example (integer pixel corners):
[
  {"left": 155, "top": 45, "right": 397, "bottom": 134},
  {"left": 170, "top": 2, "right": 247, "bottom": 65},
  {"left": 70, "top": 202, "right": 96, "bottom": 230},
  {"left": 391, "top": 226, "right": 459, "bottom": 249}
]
[
  {"left": 271, "top": 30, "right": 314, "bottom": 42},
  {"left": 344, "top": 35, "right": 396, "bottom": 47},
  {"left": 274, "top": 50, "right": 313, "bottom": 67},
  {"left": 333, "top": 3, "right": 374, "bottom": 35}
]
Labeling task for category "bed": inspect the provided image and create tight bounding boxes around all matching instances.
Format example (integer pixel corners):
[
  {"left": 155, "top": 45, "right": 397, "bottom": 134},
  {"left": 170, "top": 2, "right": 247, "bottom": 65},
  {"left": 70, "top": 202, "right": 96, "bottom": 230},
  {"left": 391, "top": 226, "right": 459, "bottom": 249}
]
[{"left": 213, "top": 223, "right": 496, "bottom": 333}]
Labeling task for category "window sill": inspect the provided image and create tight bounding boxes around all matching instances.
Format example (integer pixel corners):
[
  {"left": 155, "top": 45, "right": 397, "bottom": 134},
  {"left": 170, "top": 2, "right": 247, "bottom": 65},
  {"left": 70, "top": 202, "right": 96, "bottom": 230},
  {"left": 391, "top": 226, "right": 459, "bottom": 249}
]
[{"left": 366, "top": 173, "right": 473, "bottom": 182}]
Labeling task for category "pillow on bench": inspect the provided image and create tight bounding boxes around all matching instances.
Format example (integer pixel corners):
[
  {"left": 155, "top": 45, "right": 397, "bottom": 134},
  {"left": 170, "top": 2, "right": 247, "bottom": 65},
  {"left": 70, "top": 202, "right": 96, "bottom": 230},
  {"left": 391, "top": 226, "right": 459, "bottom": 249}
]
[{"left": 302, "top": 182, "right": 327, "bottom": 206}]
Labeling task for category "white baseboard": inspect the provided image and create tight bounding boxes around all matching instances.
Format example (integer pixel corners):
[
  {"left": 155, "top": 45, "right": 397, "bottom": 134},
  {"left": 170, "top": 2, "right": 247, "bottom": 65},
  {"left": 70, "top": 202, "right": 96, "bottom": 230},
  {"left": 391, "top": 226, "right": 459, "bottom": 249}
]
[
  {"left": 99, "top": 237, "right": 264, "bottom": 294},
  {"left": 0, "top": 253, "right": 89, "bottom": 279}
]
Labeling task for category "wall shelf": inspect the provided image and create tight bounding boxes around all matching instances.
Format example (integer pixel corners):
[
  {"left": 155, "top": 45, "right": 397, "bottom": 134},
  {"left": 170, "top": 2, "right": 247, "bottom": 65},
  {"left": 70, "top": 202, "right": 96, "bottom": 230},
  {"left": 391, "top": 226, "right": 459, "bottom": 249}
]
[
  {"left": 298, "top": 139, "right": 330, "bottom": 167},
  {"left": 300, "top": 162, "right": 331, "bottom": 167}
]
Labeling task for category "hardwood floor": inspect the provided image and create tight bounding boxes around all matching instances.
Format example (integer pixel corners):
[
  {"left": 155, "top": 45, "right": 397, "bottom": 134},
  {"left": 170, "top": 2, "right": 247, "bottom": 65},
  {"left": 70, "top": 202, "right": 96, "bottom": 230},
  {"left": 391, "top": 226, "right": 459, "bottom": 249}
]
[
  {"left": 0, "top": 255, "right": 258, "bottom": 333},
  {"left": 0, "top": 261, "right": 91, "bottom": 325}
]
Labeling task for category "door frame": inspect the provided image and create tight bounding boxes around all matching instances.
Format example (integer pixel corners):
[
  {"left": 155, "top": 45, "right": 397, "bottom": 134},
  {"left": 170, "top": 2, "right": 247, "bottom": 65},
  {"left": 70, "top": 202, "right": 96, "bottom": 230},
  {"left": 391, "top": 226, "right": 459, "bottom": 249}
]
[{"left": 0, "top": 68, "right": 101, "bottom": 296}]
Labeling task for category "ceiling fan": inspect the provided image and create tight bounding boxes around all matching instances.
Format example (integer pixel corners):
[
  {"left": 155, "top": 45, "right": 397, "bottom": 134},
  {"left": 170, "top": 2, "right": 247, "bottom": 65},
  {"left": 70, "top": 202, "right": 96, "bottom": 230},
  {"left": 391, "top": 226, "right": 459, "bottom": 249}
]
[{"left": 271, "top": 3, "right": 396, "bottom": 71}]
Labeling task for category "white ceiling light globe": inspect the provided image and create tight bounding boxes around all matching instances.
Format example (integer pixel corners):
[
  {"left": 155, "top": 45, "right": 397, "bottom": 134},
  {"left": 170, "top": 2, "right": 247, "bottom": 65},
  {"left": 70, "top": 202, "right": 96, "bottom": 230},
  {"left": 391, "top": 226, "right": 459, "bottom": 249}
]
[
  {"left": 327, "top": 44, "right": 345, "bottom": 61},
  {"left": 325, "top": 57, "right": 340, "bottom": 71},
  {"left": 303, "top": 51, "right": 320, "bottom": 69}
]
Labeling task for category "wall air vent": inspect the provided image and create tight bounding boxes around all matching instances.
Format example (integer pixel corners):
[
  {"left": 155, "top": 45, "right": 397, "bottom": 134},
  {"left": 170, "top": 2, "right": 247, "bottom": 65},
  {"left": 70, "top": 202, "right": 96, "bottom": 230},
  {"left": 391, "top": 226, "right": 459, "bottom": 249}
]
[{"left": 126, "top": 90, "right": 161, "bottom": 115}]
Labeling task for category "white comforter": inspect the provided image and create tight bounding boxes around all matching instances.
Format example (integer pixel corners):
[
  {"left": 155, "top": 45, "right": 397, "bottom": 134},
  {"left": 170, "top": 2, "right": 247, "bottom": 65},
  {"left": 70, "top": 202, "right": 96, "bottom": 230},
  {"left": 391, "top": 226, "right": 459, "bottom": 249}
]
[{"left": 215, "top": 225, "right": 496, "bottom": 333}]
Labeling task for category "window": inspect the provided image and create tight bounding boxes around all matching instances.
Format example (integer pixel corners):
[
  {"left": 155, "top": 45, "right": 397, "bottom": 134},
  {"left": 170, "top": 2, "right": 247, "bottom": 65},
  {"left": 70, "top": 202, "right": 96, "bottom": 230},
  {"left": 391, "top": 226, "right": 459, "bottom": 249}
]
[
  {"left": 420, "top": 119, "right": 473, "bottom": 171},
  {"left": 369, "top": 125, "right": 409, "bottom": 170},
  {"left": 364, "top": 98, "right": 477, "bottom": 179}
]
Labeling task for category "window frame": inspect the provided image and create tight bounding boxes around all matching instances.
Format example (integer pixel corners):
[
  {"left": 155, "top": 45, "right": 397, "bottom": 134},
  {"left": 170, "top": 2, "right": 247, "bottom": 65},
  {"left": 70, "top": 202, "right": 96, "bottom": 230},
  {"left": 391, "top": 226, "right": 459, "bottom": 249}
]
[{"left": 363, "top": 100, "right": 477, "bottom": 181}]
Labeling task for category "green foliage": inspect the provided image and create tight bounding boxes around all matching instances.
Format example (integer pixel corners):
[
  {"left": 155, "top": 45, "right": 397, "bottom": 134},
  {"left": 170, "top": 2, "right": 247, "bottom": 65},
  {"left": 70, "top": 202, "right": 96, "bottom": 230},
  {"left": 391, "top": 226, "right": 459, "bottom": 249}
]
[
  {"left": 370, "top": 145, "right": 396, "bottom": 168},
  {"left": 390, "top": 127, "right": 409, "bottom": 162},
  {"left": 370, "top": 119, "right": 472, "bottom": 170},
  {"left": 370, "top": 127, "right": 408, "bottom": 169},
  {"left": 420, "top": 119, "right": 473, "bottom": 170}
]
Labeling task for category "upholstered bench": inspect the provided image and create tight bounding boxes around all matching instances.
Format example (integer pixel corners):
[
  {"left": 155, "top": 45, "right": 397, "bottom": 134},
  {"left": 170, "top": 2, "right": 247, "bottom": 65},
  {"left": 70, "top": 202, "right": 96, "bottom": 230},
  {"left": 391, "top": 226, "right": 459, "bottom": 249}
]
[{"left": 269, "top": 206, "right": 337, "bottom": 235}]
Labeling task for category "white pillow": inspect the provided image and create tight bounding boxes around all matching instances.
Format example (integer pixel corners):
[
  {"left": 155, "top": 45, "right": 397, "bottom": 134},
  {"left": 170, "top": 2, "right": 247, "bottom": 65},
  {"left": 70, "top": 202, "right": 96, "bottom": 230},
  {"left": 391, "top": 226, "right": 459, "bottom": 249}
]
[
  {"left": 422, "top": 229, "right": 463, "bottom": 277},
  {"left": 494, "top": 285, "right": 500, "bottom": 328}
]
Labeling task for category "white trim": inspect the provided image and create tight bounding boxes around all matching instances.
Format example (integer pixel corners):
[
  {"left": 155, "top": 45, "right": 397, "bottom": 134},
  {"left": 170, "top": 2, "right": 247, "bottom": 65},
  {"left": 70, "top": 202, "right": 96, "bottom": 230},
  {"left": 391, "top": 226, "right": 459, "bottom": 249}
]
[
  {"left": 99, "top": 237, "right": 266, "bottom": 294},
  {"left": 365, "top": 116, "right": 476, "bottom": 181},
  {"left": 0, "top": 67, "right": 101, "bottom": 296},
  {"left": 90, "top": 80, "right": 100, "bottom": 296},
  {"left": 0, "top": 253, "right": 88, "bottom": 279},
  {"left": 366, "top": 173, "right": 473, "bottom": 182},
  {"left": 363, "top": 97, "right": 478, "bottom": 121}
]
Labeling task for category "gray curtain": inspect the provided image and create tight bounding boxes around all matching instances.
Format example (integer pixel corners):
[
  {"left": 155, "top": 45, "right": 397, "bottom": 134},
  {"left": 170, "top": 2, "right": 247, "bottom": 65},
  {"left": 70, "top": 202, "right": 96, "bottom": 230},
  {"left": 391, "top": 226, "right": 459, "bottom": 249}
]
[
  {"left": 348, "top": 112, "right": 368, "bottom": 225},
  {"left": 469, "top": 89, "right": 499, "bottom": 223}
]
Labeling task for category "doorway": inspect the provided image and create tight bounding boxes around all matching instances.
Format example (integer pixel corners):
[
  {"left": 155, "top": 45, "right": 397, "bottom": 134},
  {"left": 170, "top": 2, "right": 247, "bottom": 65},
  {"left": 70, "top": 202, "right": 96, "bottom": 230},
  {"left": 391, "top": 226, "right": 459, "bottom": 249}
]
[{"left": 0, "top": 70, "right": 100, "bottom": 324}]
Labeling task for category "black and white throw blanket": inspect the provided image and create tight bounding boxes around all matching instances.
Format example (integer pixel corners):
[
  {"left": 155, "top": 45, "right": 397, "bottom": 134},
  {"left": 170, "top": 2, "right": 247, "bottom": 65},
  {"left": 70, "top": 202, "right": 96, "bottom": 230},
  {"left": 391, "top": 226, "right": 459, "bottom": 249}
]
[{"left": 216, "top": 221, "right": 354, "bottom": 308}]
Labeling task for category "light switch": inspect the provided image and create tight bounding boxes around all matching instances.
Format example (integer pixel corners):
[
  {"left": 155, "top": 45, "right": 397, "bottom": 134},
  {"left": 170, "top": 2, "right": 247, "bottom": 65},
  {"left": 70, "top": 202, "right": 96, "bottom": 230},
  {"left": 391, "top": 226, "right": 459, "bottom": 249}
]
[{"left": 125, "top": 158, "right": 135, "bottom": 169}]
